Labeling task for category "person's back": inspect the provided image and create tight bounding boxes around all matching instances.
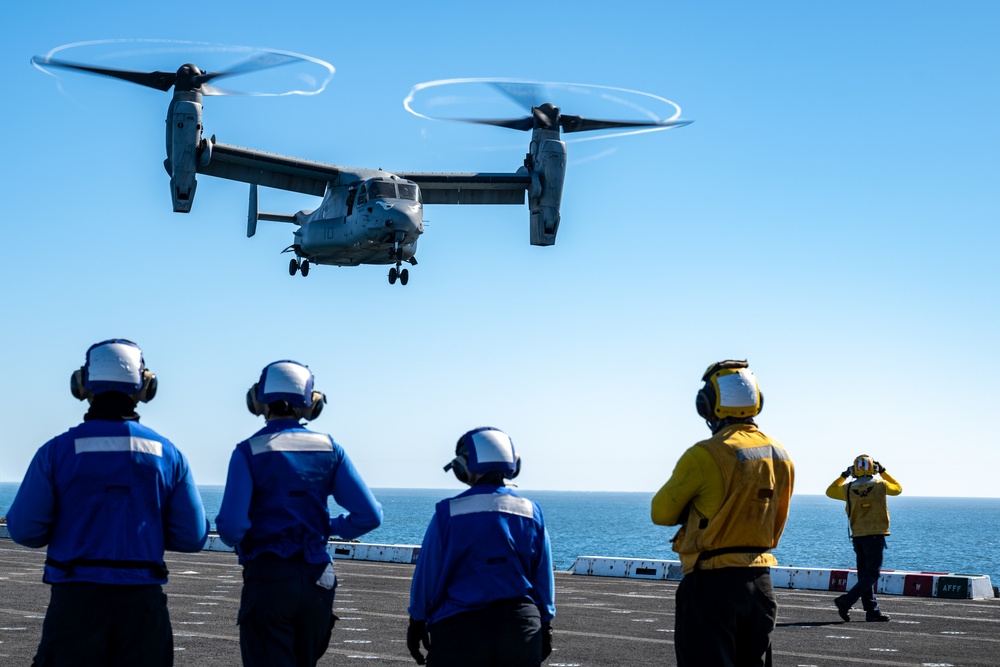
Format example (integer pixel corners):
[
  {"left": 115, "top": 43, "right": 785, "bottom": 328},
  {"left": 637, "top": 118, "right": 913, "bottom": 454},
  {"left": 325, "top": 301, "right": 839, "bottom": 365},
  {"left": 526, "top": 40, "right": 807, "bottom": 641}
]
[
  {"left": 216, "top": 360, "right": 383, "bottom": 667},
  {"left": 668, "top": 422, "right": 793, "bottom": 573},
  {"left": 651, "top": 360, "right": 794, "bottom": 667},
  {"left": 407, "top": 427, "right": 555, "bottom": 667},
  {"left": 230, "top": 418, "right": 347, "bottom": 562},
  {"left": 426, "top": 483, "right": 550, "bottom": 623},
  {"left": 7, "top": 339, "right": 208, "bottom": 666}
]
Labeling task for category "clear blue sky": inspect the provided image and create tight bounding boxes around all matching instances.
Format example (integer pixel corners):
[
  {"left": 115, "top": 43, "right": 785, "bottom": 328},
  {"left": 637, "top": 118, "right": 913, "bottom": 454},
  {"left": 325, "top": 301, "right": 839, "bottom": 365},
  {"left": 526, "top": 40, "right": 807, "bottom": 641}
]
[{"left": 1, "top": 1, "right": 997, "bottom": 498}]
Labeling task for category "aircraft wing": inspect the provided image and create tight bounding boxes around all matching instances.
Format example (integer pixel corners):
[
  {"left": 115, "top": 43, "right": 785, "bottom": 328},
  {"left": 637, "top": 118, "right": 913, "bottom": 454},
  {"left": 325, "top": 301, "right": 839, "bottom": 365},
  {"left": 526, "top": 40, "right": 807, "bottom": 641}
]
[
  {"left": 197, "top": 140, "right": 340, "bottom": 197},
  {"left": 396, "top": 172, "right": 531, "bottom": 205},
  {"left": 198, "top": 140, "right": 531, "bottom": 205}
]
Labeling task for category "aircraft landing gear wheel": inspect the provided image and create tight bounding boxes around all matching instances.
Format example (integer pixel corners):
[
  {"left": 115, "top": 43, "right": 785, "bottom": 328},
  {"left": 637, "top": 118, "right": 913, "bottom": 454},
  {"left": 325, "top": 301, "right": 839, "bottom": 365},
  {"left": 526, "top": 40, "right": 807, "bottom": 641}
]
[
  {"left": 400, "top": 268, "right": 409, "bottom": 286},
  {"left": 289, "top": 258, "right": 299, "bottom": 276},
  {"left": 300, "top": 260, "right": 310, "bottom": 277},
  {"left": 388, "top": 267, "right": 398, "bottom": 285}
]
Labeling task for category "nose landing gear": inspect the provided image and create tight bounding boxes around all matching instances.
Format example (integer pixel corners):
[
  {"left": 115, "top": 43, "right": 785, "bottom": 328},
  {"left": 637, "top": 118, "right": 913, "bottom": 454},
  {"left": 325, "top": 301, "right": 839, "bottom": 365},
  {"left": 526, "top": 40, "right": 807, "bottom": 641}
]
[{"left": 388, "top": 263, "right": 409, "bottom": 286}]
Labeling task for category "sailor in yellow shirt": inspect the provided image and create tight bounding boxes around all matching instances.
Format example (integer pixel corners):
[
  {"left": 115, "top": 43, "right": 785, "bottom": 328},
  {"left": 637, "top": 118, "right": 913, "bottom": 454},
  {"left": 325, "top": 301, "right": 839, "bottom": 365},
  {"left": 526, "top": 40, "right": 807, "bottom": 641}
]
[
  {"left": 826, "top": 455, "right": 902, "bottom": 623},
  {"left": 651, "top": 361, "right": 794, "bottom": 667}
]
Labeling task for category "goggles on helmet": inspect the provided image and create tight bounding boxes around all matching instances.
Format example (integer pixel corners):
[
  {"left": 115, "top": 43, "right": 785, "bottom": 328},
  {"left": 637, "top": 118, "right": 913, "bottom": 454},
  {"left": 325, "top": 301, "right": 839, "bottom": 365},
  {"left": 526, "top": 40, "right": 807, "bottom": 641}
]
[{"left": 853, "top": 455, "right": 875, "bottom": 477}]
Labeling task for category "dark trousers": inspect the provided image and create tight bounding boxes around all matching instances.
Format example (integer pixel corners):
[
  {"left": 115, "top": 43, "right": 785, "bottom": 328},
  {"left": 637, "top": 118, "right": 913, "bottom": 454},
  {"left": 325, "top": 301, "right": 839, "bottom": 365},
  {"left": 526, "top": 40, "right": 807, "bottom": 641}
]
[
  {"left": 427, "top": 599, "right": 542, "bottom": 667},
  {"left": 843, "top": 535, "right": 886, "bottom": 612},
  {"left": 675, "top": 568, "right": 776, "bottom": 667},
  {"left": 237, "top": 554, "right": 338, "bottom": 667},
  {"left": 32, "top": 582, "right": 172, "bottom": 667}
]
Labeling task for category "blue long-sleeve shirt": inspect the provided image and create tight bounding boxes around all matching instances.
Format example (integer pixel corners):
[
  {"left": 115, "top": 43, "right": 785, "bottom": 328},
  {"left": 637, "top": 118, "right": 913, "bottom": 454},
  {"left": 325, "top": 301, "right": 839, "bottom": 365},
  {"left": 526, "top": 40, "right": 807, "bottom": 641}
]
[
  {"left": 215, "top": 418, "right": 382, "bottom": 564},
  {"left": 7, "top": 419, "right": 208, "bottom": 585},
  {"left": 408, "top": 484, "right": 555, "bottom": 626}
]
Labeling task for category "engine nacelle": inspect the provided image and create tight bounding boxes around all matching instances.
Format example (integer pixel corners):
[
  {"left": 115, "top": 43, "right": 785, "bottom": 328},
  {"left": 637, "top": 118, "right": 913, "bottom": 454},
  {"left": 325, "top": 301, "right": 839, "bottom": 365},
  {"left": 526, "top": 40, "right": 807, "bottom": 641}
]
[
  {"left": 527, "top": 135, "right": 566, "bottom": 246},
  {"left": 164, "top": 92, "right": 203, "bottom": 213}
]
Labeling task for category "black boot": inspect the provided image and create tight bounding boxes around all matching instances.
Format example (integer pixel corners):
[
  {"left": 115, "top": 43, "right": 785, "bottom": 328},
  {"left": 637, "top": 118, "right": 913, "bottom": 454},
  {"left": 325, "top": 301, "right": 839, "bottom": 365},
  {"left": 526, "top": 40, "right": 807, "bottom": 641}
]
[{"left": 834, "top": 595, "right": 851, "bottom": 622}]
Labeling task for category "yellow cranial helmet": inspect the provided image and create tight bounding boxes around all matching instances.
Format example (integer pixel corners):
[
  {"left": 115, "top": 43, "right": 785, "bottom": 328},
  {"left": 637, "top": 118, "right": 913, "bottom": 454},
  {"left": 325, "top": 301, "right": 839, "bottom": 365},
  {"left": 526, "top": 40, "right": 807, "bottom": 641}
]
[
  {"left": 853, "top": 455, "right": 875, "bottom": 477},
  {"left": 695, "top": 360, "right": 763, "bottom": 421}
]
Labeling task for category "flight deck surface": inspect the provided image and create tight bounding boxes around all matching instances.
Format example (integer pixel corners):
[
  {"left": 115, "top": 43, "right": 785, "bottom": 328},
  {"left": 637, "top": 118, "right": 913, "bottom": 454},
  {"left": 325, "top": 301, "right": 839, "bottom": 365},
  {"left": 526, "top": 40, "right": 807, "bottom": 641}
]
[{"left": 0, "top": 541, "right": 995, "bottom": 665}]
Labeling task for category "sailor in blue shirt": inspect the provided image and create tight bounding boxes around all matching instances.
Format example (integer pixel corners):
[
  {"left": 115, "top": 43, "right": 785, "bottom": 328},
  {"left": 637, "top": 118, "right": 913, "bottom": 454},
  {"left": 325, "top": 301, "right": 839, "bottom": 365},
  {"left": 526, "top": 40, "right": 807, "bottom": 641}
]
[
  {"left": 7, "top": 339, "right": 209, "bottom": 667},
  {"left": 215, "top": 360, "right": 383, "bottom": 667},
  {"left": 407, "top": 427, "right": 556, "bottom": 667}
]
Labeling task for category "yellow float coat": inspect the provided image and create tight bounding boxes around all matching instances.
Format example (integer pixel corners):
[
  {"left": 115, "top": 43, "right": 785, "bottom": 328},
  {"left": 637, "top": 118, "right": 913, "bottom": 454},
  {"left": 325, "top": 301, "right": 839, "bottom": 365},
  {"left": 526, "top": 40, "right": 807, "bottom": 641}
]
[
  {"left": 826, "top": 472, "right": 901, "bottom": 537},
  {"left": 651, "top": 424, "right": 794, "bottom": 574}
]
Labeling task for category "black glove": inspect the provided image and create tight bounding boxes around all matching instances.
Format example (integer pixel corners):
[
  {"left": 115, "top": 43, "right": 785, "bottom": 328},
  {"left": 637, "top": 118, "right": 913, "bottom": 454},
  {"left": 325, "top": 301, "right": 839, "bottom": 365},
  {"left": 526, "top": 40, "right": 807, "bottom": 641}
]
[
  {"left": 841, "top": 467, "right": 853, "bottom": 479},
  {"left": 541, "top": 622, "right": 553, "bottom": 660},
  {"left": 874, "top": 461, "right": 885, "bottom": 474},
  {"left": 407, "top": 617, "right": 429, "bottom": 665}
]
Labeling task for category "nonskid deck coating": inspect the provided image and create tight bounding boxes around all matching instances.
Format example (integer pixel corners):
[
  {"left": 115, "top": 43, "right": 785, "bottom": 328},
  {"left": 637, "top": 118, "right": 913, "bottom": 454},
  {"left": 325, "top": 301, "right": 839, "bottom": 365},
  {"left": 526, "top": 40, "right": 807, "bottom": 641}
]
[{"left": 0, "top": 541, "right": 997, "bottom": 666}]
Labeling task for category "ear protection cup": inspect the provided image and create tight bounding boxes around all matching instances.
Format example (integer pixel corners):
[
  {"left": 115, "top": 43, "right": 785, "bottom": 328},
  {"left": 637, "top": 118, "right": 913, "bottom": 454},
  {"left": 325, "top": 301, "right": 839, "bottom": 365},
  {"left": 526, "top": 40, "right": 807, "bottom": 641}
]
[
  {"left": 298, "top": 391, "right": 327, "bottom": 421},
  {"left": 246, "top": 383, "right": 266, "bottom": 416},
  {"left": 134, "top": 369, "right": 158, "bottom": 403},
  {"left": 446, "top": 453, "right": 471, "bottom": 484},
  {"left": 511, "top": 454, "right": 521, "bottom": 479},
  {"left": 695, "top": 384, "right": 715, "bottom": 421},
  {"left": 70, "top": 367, "right": 90, "bottom": 401}
]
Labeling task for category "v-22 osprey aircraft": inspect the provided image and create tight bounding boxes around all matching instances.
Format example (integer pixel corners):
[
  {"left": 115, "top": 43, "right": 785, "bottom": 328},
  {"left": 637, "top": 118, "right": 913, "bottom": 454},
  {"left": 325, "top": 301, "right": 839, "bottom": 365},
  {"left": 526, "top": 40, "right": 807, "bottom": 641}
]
[{"left": 33, "top": 56, "right": 690, "bottom": 285}]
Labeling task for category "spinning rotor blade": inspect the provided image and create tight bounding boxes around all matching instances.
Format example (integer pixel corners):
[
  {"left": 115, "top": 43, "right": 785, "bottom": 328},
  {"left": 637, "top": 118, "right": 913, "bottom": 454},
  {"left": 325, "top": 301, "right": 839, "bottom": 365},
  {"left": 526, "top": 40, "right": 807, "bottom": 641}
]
[
  {"left": 405, "top": 79, "right": 691, "bottom": 137},
  {"left": 559, "top": 115, "right": 693, "bottom": 133},
  {"left": 489, "top": 81, "right": 549, "bottom": 111},
  {"left": 196, "top": 51, "right": 302, "bottom": 95},
  {"left": 31, "top": 56, "right": 177, "bottom": 91},
  {"left": 448, "top": 107, "right": 692, "bottom": 134},
  {"left": 213, "top": 51, "right": 301, "bottom": 78},
  {"left": 450, "top": 116, "right": 536, "bottom": 131},
  {"left": 32, "top": 50, "right": 305, "bottom": 95}
]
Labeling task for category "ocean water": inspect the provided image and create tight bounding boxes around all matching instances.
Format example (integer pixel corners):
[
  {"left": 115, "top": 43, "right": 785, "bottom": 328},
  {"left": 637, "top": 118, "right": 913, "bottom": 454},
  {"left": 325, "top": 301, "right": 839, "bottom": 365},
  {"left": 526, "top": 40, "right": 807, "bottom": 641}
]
[{"left": 2, "top": 483, "right": 998, "bottom": 584}]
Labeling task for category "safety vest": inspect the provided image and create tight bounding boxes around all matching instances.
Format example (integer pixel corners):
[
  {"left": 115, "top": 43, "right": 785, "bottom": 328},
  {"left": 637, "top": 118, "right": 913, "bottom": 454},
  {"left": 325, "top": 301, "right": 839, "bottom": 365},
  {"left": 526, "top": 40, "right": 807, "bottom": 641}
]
[
  {"left": 845, "top": 478, "right": 891, "bottom": 537},
  {"left": 236, "top": 422, "right": 341, "bottom": 564},
  {"left": 417, "top": 485, "right": 553, "bottom": 626},
  {"left": 672, "top": 425, "right": 794, "bottom": 573},
  {"left": 13, "top": 419, "right": 201, "bottom": 585}
]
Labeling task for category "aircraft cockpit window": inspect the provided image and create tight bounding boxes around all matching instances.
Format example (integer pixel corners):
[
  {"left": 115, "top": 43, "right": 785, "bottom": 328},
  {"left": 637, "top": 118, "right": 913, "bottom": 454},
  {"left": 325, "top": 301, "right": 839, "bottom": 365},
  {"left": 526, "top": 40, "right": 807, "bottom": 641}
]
[
  {"left": 357, "top": 185, "right": 368, "bottom": 205},
  {"left": 397, "top": 183, "right": 418, "bottom": 201},
  {"left": 369, "top": 181, "right": 397, "bottom": 199}
]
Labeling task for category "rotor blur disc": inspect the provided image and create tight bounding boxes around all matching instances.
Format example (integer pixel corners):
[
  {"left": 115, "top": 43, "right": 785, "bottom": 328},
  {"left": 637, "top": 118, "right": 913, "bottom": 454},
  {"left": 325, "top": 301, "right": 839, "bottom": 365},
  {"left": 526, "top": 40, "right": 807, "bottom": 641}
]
[
  {"left": 32, "top": 39, "right": 335, "bottom": 97},
  {"left": 403, "top": 78, "right": 689, "bottom": 140}
]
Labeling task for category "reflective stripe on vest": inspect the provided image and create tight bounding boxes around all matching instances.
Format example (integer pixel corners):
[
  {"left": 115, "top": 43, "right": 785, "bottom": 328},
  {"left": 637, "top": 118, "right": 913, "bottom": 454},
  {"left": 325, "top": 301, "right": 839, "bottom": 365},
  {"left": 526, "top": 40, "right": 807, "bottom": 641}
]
[
  {"left": 735, "top": 444, "right": 791, "bottom": 462},
  {"left": 249, "top": 431, "right": 333, "bottom": 455},
  {"left": 673, "top": 428, "right": 792, "bottom": 569},
  {"left": 448, "top": 493, "right": 534, "bottom": 519},
  {"left": 75, "top": 436, "right": 163, "bottom": 457}
]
